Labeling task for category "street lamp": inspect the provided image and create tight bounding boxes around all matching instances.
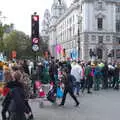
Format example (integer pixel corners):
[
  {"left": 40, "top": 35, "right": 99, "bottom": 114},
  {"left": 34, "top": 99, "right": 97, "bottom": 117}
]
[{"left": 77, "top": 15, "right": 81, "bottom": 59}]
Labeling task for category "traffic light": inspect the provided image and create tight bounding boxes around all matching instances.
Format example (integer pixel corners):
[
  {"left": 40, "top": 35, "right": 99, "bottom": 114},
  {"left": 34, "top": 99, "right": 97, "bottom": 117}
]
[{"left": 31, "top": 13, "right": 39, "bottom": 52}]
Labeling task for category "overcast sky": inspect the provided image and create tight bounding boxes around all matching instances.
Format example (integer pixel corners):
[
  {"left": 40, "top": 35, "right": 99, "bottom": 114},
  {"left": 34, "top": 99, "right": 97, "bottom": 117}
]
[{"left": 0, "top": 0, "right": 72, "bottom": 35}]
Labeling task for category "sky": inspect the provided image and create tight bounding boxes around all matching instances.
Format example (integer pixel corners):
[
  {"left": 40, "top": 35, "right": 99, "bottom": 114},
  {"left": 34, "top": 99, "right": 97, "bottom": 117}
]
[{"left": 0, "top": 0, "right": 72, "bottom": 35}]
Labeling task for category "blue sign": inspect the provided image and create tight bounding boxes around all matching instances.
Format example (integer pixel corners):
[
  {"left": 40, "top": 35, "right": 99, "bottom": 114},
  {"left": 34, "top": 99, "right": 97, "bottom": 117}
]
[
  {"left": 0, "top": 70, "right": 3, "bottom": 81},
  {"left": 71, "top": 49, "right": 78, "bottom": 60}
]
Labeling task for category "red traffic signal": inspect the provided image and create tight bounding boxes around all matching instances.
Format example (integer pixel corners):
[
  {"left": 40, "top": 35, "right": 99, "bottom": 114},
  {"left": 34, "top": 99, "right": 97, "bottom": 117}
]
[{"left": 32, "top": 15, "right": 39, "bottom": 21}]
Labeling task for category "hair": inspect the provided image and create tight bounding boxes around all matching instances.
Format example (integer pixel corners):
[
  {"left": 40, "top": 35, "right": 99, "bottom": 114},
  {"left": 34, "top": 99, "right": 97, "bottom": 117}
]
[
  {"left": 11, "top": 66, "right": 19, "bottom": 71},
  {"left": 13, "top": 71, "right": 22, "bottom": 81},
  {"left": 4, "top": 71, "right": 13, "bottom": 82},
  {"left": 62, "top": 67, "right": 69, "bottom": 74},
  {"left": 18, "top": 65, "right": 24, "bottom": 72}
]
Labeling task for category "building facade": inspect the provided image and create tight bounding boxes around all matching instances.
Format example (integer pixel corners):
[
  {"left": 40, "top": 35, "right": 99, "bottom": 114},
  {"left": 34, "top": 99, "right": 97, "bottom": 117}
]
[
  {"left": 49, "top": 0, "right": 120, "bottom": 61},
  {"left": 41, "top": 9, "right": 51, "bottom": 42},
  {"left": 49, "top": 0, "right": 67, "bottom": 57}
]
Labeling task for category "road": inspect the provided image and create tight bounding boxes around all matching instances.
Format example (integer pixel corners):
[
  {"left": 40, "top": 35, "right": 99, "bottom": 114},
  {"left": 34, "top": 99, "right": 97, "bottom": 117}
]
[{"left": 28, "top": 89, "right": 120, "bottom": 120}]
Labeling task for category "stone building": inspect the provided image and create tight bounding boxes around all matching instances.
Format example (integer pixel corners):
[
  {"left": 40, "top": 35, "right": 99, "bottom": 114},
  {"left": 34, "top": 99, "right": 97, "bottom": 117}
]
[
  {"left": 49, "top": 0, "right": 120, "bottom": 61},
  {"left": 41, "top": 9, "right": 51, "bottom": 42}
]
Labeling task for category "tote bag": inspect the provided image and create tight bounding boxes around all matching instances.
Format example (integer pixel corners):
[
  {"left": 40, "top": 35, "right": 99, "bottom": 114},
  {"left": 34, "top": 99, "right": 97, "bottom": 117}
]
[{"left": 57, "top": 87, "right": 63, "bottom": 98}]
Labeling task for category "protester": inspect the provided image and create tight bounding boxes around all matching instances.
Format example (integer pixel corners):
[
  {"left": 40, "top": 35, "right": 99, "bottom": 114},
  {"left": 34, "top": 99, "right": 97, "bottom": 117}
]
[
  {"left": 59, "top": 68, "right": 79, "bottom": 107},
  {"left": 71, "top": 61, "right": 82, "bottom": 96},
  {"left": 85, "top": 62, "right": 93, "bottom": 93}
]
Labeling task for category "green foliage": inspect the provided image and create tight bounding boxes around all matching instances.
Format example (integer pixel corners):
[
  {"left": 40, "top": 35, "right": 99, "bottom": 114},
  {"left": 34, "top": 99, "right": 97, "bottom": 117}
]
[{"left": 3, "top": 30, "right": 48, "bottom": 59}]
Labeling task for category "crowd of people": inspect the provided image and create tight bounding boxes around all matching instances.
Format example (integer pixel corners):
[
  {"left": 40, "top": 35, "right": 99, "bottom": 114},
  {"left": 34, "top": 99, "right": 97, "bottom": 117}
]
[{"left": 0, "top": 58, "right": 120, "bottom": 120}]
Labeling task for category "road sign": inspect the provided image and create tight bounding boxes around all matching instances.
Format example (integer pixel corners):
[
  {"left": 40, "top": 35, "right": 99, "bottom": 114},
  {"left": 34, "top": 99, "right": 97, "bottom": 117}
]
[
  {"left": 32, "top": 44, "right": 39, "bottom": 52},
  {"left": 32, "top": 38, "right": 39, "bottom": 44}
]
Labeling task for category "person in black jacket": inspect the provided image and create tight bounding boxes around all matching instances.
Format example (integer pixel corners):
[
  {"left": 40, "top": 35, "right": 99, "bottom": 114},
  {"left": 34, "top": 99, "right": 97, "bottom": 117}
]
[
  {"left": 1, "top": 71, "right": 25, "bottom": 120},
  {"left": 101, "top": 62, "right": 108, "bottom": 89},
  {"left": 112, "top": 63, "right": 119, "bottom": 89},
  {"left": 59, "top": 68, "right": 79, "bottom": 107},
  {"left": 49, "top": 60, "right": 58, "bottom": 86}
]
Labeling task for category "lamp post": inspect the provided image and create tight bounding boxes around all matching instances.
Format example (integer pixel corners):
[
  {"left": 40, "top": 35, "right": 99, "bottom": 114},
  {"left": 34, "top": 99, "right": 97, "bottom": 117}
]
[{"left": 77, "top": 15, "right": 81, "bottom": 59}]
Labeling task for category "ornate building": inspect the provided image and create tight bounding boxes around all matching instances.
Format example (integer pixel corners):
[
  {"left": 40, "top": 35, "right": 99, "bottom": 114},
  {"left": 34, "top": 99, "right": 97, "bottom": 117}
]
[
  {"left": 49, "top": 0, "right": 120, "bottom": 61},
  {"left": 49, "top": 0, "right": 67, "bottom": 57},
  {"left": 41, "top": 9, "right": 51, "bottom": 42}
]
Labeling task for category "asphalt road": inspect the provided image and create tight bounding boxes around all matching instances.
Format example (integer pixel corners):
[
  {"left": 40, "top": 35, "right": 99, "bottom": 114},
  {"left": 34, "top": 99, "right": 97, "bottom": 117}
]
[{"left": 28, "top": 89, "right": 120, "bottom": 120}]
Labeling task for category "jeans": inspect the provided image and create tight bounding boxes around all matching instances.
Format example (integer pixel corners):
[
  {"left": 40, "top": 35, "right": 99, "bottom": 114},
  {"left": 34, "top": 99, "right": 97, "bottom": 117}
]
[{"left": 73, "top": 82, "right": 80, "bottom": 95}]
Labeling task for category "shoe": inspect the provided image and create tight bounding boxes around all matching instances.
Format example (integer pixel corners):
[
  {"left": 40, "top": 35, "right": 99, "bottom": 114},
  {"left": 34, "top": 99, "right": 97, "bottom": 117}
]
[
  {"left": 75, "top": 102, "right": 79, "bottom": 107},
  {"left": 87, "top": 91, "right": 92, "bottom": 94},
  {"left": 58, "top": 104, "right": 64, "bottom": 107},
  {"left": 28, "top": 114, "right": 34, "bottom": 120},
  {"left": 76, "top": 93, "right": 79, "bottom": 96}
]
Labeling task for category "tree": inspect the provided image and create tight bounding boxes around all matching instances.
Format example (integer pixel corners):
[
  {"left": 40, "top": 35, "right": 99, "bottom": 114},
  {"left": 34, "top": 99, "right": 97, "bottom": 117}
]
[
  {"left": 3, "top": 30, "right": 31, "bottom": 59},
  {"left": 3, "top": 30, "right": 48, "bottom": 59},
  {"left": 0, "top": 24, "right": 5, "bottom": 52}
]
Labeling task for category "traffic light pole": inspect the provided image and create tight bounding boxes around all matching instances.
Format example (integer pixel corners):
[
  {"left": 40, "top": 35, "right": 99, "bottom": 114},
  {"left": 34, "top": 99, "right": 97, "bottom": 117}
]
[{"left": 31, "top": 12, "right": 40, "bottom": 55}]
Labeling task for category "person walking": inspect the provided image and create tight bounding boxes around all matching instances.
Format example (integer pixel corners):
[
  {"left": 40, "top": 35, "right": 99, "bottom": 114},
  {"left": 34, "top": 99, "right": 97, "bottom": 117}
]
[
  {"left": 85, "top": 62, "right": 93, "bottom": 93},
  {"left": 59, "top": 68, "right": 79, "bottom": 107},
  {"left": 94, "top": 64, "right": 101, "bottom": 90},
  {"left": 2, "top": 71, "right": 13, "bottom": 120},
  {"left": 2, "top": 71, "right": 26, "bottom": 120},
  {"left": 71, "top": 61, "right": 82, "bottom": 96},
  {"left": 112, "top": 63, "right": 119, "bottom": 90},
  {"left": 18, "top": 66, "right": 34, "bottom": 120}
]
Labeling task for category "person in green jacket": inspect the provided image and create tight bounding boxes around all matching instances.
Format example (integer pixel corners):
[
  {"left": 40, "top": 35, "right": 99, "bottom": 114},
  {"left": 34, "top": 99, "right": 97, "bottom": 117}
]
[
  {"left": 85, "top": 62, "right": 92, "bottom": 93},
  {"left": 41, "top": 67, "right": 50, "bottom": 84}
]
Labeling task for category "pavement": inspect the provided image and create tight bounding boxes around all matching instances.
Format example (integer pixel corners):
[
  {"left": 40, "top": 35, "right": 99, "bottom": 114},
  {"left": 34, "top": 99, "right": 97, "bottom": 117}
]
[
  {"left": 29, "top": 89, "right": 120, "bottom": 120},
  {"left": 0, "top": 89, "right": 120, "bottom": 120}
]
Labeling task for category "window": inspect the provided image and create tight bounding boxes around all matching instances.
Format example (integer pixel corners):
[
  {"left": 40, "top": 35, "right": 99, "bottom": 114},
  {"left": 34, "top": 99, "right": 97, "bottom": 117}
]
[
  {"left": 98, "top": 2, "right": 103, "bottom": 9},
  {"left": 116, "top": 49, "right": 120, "bottom": 58},
  {"left": 116, "top": 37, "right": 120, "bottom": 44},
  {"left": 106, "top": 36, "right": 110, "bottom": 41},
  {"left": 81, "top": 5, "right": 82, "bottom": 12},
  {"left": 73, "top": 24, "right": 75, "bottom": 35},
  {"left": 73, "top": 15, "right": 74, "bottom": 23},
  {"left": 98, "top": 36, "right": 103, "bottom": 43},
  {"left": 97, "top": 18, "right": 103, "bottom": 30},
  {"left": 116, "top": 6, "right": 120, "bottom": 12},
  {"left": 116, "top": 20, "right": 120, "bottom": 32},
  {"left": 91, "top": 35, "right": 96, "bottom": 41}
]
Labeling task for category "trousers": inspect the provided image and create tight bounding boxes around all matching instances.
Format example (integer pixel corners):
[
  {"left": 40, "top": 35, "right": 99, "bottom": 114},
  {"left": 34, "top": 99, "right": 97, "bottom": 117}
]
[{"left": 60, "top": 87, "right": 79, "bottom": 105}]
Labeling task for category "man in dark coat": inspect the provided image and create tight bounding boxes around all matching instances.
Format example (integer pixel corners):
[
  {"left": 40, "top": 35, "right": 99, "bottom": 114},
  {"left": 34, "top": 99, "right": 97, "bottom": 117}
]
[{"left": 59, "top": 68, "right": 79, "bottom": 107}]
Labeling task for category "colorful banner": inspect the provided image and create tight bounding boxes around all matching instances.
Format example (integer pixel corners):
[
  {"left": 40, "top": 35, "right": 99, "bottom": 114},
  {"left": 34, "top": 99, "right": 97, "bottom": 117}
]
[
  {"left": 71, "top": 49, "right": 78, "bottom": 60},
  {"left": 56, "top": 44, "right": 62, "bottom": 54},
  {"left": 12, "top": 51, "right": 16, "bottom": 58}
]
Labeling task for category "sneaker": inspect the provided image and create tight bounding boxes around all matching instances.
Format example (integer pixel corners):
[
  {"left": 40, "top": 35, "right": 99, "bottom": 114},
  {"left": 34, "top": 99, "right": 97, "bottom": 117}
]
[
  {"left": 75, "top": 102, "right": 79, "bottom": 107},
  {"left": 87, "top": 91, "right": 92, "bottom": 94},
  {"left": 76, "top": 93, "right": 79, "bottom": 96},
  {"left": 58, "top": 104, "right": 64, "bottom": 107},
  {"left": 28, "top": 114, "right": 34, "bottom": 120}
]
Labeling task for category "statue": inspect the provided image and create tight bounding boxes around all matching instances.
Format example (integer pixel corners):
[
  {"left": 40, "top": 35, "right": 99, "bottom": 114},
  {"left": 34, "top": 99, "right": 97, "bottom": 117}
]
[{"left": 58, "top": 0, "right": 61, "bottom": 4}]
